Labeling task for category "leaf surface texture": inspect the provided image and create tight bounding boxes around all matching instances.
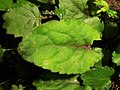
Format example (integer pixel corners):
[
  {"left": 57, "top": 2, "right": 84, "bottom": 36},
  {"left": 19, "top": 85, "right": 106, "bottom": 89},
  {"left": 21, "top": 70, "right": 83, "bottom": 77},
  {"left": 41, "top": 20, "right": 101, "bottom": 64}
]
[
  {"left": 3, "top": 1, "right": 41, "bottom": 37},
  {"left": 33, "top": 79, "right": 92, "bottom": 90},
  {"left": 19, "top": 19, "right": 103, "bottom": 74},
  {"left": 81, "top": 66, "right": 114, "bottom": 90},
  {"left": 0, "top": 0, "right": 13, "bottom": 10},
  {"left": 55, "top": 0, "right": 88, "bottom": 19}
]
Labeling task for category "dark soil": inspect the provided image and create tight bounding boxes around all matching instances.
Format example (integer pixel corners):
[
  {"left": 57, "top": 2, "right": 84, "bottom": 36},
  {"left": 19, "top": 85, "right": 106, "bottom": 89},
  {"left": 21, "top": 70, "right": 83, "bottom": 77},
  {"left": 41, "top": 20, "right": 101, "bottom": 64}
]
[{"left": 106, "top": 0, "right": 120, "bottom": 12}]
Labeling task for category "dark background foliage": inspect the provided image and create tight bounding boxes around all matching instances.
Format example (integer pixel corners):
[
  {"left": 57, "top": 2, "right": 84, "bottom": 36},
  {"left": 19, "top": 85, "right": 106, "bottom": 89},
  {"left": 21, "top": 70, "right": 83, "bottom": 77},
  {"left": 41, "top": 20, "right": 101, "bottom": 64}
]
[
  {"left": 0, "top": 0, "right": 120, "bottom": 89},
  {"left": 0, "top": 1, "right": 69, "bottom": 89}
]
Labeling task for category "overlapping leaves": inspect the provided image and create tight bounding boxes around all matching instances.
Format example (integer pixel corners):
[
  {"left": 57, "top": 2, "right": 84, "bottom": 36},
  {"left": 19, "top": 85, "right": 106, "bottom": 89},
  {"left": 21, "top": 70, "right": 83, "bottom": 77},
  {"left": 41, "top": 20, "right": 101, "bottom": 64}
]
[
  {"left": 2, "top": 0, "right": 104, "bottom": 74},
  {"left": 19, "top": 18, "right": 103, "bottom": 74},
  {"left": 0, "top": 0, "right": 116, "bottom": 89}
]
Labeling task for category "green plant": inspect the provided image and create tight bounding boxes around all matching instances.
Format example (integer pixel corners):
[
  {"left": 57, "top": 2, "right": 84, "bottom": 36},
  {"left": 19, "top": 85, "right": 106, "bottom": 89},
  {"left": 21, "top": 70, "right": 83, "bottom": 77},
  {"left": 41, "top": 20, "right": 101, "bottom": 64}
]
[
  {"left": 94, "top": 0, "right": 117, "bottom": 18},
  {"left": 0, "top": 0, "right": 120, "bottom": 90}
]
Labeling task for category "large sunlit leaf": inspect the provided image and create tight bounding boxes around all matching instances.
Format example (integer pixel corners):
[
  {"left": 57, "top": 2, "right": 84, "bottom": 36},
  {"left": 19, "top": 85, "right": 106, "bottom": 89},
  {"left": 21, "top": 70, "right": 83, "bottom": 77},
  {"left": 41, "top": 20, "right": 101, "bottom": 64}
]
[
  {"left": 81, "top": 66, "right": 114, "bottom": 90},
  {"left": 0, "top": 0, "right": 13, "bottom": 11},
  {"left": 19, "top": 18, "right": 103, "bottom": 74},
  {"left": 33, "top": 79, "right": 92, "bottom": 90},
  {"left": 55, "top": 0, "right": 88, "bottom": 19},
  {"left": 3, "top": 1, "right": 41, "bottom": 37}
]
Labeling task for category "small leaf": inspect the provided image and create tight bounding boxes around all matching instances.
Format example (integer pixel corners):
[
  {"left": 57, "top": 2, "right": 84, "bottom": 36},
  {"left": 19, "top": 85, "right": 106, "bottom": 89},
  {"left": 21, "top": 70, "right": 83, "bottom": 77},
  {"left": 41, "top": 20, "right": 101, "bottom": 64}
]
[
  {"left": 94, "top": 0, "right": 109, "bottom": 8},
  {"left": 96, "top": 9, "right": 103, "bottom": 14},
  {"left": 0, "top": 0, "right": 13, "bottom": 11},
  {"left": 112, "top": 52, "right": 120, "bottom": 66},
  {"left": 11, "top": 84, "right": 24, "bottom": 90},
  {"left": 107, "top": 10, "right": 117, "bottom": 18},
  {"left": 3, "top": 1, "right": 41, "bottom": 37},
  {"left": 33, "top": 79, "right": 92, "bottom": 90},
  {"left": 112, "top": 43, "right": 120, "bottom": 66},
  {"left": 19, "top": 19, "right": 103, "bottom": 74},
  {"left": 81, "top": 66, "right": 114, "bottom": 90}
]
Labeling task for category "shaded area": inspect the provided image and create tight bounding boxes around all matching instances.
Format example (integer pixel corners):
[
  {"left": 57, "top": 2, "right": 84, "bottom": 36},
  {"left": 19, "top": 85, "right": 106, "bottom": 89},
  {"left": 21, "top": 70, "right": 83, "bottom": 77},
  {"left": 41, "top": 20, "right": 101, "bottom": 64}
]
[{"left": 88, "top": 0, "right": 120, "bottom": 89}]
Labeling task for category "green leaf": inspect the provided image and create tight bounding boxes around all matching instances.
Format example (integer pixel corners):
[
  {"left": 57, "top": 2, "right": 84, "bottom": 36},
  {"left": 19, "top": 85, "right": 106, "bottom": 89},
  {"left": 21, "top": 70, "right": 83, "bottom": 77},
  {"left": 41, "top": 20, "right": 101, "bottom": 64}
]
[
  {"left": 37, "top": 0, "right": 48, "bottom": 3},
  {"left": 107, "top": 10, "right": 117, "bottom": 18},
  {"left": 112, "top": 43, "right": 120, "bottom": 66},
  {"left": 83, "top": 17, "right": 104, "bottom": 33},
  {"left": 0, "top": 46, "right": 3, "bottom": 56},
  {"left": 33, "top": 79, "right": 92, "bottom": 90},
  {"left": 55, "top": 0, "right": 88, "bottom": 19},
  {"left": 0, "top": 46, "right": 3, "bottom": 62},
  {"left": 94, "top": 0, "right": 117, "bottom": 18},
  {"left": 0, "top": 0, "right": 13, "bottom": 11},
  {"left": 81, "top": 66, "right": 114, "bottom": 90},
  {"left": 11, "top": 85, "right": 24, "bottom": 90},
  {"left": 19, "top": 18, "right": 103, "bottom": 74},
  {"left": 17, "top": 0, "right": 27, "bottom": 3},
  {"left": 3, "top": 1, "right": 41, "bottom": 37},
  {"left": 37, "top": 0, "right": 56, "bottom": 4},
  {"left": 94, "top": 0, "right": 109, "bottom": 8},
  {"left": 112, "top": 52, "right": 120, "bottom": 66}
]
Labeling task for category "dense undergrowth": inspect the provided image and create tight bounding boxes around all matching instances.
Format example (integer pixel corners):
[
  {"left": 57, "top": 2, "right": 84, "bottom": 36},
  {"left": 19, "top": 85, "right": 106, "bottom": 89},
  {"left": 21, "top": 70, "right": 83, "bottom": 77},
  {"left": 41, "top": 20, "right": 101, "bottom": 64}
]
[{"left": 0, "top": 0, "right": 120, "bottom": 90}]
